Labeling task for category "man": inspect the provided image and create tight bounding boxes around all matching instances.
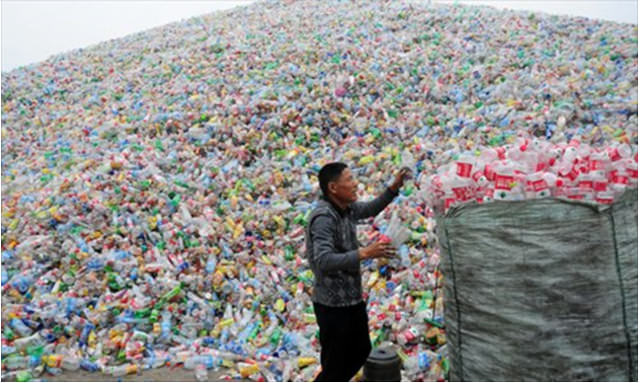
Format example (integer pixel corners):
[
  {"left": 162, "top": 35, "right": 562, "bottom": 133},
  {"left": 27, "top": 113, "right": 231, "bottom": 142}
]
[{"left": 305, "top": 162, "right": 410, "bottom": 381}]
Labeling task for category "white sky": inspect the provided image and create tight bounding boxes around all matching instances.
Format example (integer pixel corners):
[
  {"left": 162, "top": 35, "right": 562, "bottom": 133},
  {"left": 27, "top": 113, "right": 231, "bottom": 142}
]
[
  {"left": 1, "top": 0, "right": 256, "bottom": 72},
  {"left": 1, "top": 0, "right": 638, "bottom": 72},
  {"left": 440, "top": 0, "right": 638, "bottom": 24}
]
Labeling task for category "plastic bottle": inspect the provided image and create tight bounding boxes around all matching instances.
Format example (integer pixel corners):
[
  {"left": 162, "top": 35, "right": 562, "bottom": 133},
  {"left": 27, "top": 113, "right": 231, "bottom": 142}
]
[
  {"left": 108, "top": 363, "right": 139, "bottom": 377},
  {"left": 607, "top": 143, "right": 632, "bottom": 162},
  {"left": 455, "top": 153, "right": 475, "bottom": 178},
  {"left": 15, "top": 370, "right": 33, "bottom": 382},
  {"left": 4, "top": 354, "right": 40, "bottom": 370},
  {"left": 399, "top": 245, "right": 411, "bottom": 268},
  {"left": 61, "top": 354, "right": 81, "bottom": 371},
  {"left": 195, "top": 363, "right": 208, "bottom": 381},
  {"left": 238, "top": 362, "right": 260, "bottom": 378},
  {"left": 2, "top": 265, "right": 8, "bottom": 286},
  {"left": 397, "top": 327, "right": 419, "bottom": 347},
  {"left": 80, "top": 359, "right": 101, "bottom": 372},
  {"left": 10, "top": 319, "right": 33, "bottom": 337},
  {"left": 205, "top": 253, "right": 218, "bottom": 274},
  {"left": 13, "top": 332, "right": 44, "bottom": 352},
  {"left": 142, "top": 352, "right": 168, "bottom": 370}
]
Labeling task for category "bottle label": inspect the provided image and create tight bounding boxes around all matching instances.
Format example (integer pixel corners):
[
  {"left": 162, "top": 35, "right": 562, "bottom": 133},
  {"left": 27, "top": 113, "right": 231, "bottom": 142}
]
[
  {"left": 444, "top": 198, "right": 456, "bottom": 210},
  {"left": 578, "top": 180, "right": 593, "bottom": 190},
  {"left": 403, "top": 329, "right": 417, "bottom": 343},
  {"left": 593, "top": 180, "right": 608, "bottom": 192},
  {"left": 456, "top": 162, "right": 473, "bottom": 178},
  {"left": 607, "top": 147, "right": 621, "bottom": 162},
  {"left": 612, "top": 175, "right": 629, "bottom": 185},
  {"left": 452, "top": 186, "right": 474, "bottom": 201},
  {"left": 126, "top": 364, "right": 138, "bottom": 374},
  {"left": 494, "top": 174, "right": 515, "bottom": 190},
  {"left": 418, "top": 353, "right": 430, "bottom": 370},
  {"left": 484, "top": 165, "right": 496, "bottom": 181},
  {"left": 531, "top": 179, "right": 548, "bottom": 192},
  {"left": 566, "top": 168, "right": 579, "bottom": 181},
  {"left": 471, "top": 171, "right": 484, "bottom": 182}
]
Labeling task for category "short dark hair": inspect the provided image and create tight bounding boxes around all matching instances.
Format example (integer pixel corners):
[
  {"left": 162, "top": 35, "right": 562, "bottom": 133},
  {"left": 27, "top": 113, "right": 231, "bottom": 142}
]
[{"left": 318, "top": 162, "right": 348, "bottom": 197}]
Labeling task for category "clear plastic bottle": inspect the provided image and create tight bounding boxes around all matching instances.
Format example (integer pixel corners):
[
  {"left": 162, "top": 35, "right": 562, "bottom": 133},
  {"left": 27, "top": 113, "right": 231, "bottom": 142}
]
[
  {"left": 108, "top": 363, "right": 138, "bottom": 377},
  {"left": 10, "top": 319, "right": 34, "bottom": 337},
  {"left": 403, "top": 354, "right": 420, "bottom": 379},
  {"left": 13, "top": 332, "right": 44, "bottom": 352},
  {"left": 401, "top": 149, "right": 416, "bottom": 172},
  {"left": 455, "top": 153, "right": 475, "bottom": 178},
  {"left": 195, "top": 363, "right": 208, "bottom": 381},
  {"left": 205, "top": 253, "right": 217, "bottom": 274},
  {"left": 61, "top": 354, "right": 81, "bottom": 371},
  {"left": 607, "top": 143, "right": 632, "bottom": 162},
  {"left": 4, "top": 355, "right": 31, "bottom": 370},
  {"left": 80, "top": 359, "right": 101, "bottom": 372},
  {"left": 449, "top": 176, "right": 475, "bottom": 202},
  {"left": 142, "top": 352, "right": 167, "bottom": 370},
  {"left": 281, "top": 359, "right": 294, "bottom": 382},
  {"left": 399, "top": 244, "right": 411, "bottom": 268}
]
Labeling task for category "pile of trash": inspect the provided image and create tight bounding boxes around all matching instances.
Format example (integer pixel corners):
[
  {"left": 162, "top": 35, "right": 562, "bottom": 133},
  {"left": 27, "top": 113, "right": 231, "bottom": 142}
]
[{"left": 1, "top": 0, "right": 636, "bottom": 381}]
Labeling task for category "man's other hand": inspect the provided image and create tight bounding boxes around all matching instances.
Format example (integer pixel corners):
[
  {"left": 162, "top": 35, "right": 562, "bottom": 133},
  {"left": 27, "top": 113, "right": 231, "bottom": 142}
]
[{"left": 389, "top": 167, "right": 412, "bottom": 193}]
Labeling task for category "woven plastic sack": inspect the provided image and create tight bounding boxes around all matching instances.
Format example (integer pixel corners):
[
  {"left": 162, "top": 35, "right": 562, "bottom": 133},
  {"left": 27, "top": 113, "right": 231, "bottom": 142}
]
[{"left": 436, "top": 189, "right": 637, "bottom": 381}]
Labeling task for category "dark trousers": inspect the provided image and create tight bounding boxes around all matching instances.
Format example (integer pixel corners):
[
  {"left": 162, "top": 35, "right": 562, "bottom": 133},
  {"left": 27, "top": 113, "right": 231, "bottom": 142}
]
[{"left": 313, "top": 301, "right": 372, "bottom": 382}]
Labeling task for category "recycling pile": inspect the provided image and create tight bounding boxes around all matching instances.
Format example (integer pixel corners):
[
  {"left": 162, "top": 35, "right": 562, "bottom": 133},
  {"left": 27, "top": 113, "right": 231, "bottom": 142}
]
[{"left": 1, "top": 0, "right": 637, "bottom": 381}]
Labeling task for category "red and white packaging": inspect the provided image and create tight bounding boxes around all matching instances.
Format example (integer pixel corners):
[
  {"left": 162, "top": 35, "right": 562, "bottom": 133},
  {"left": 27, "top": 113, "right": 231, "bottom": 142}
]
[
  {"left": 566, "top": 188, "right": 588, "bottom": 200},
  {"left": 494, "top": 173, "right": 515, "bottom": 190},
  {"left": 625, "top": 160, "right": 638, "bottom": 180},
  {"left": 577, "top": 175, "right": 593, "bottom": 190},
  {"left": 422, "top": 140, "right": 637, "bottom": 212},
  {"left": 592, "top": 177, "right": 609, "bottom": 192},
  {"left": 595, "top": 191, "right": 615, "bottom": 205},
  {"left": 455, "top": 156, "right": 474, "bottom": 178},
  {"left": 484, "top": 164, "right": 496, "bottom": 181},
  {"left": 610, "top": 170, "right": 629, "bottom": 186},
  {"left": 450, "top": 178, "right": 475, "bottom": 202}
]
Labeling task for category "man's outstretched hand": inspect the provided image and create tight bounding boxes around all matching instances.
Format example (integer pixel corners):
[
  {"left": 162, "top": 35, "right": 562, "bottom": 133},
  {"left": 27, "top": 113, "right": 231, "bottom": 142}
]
[
  {"left": 389, "top": 167, "right": 412, "bottom": 193},
  {"left": 359, "top": 241, "right": 397, "bottom": 261}
]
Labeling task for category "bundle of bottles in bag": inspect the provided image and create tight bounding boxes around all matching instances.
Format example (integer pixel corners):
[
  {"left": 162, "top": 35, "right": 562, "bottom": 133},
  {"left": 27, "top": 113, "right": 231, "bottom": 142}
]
[{"left": 420, "top": 136, "right": 638, "bottom": 213}]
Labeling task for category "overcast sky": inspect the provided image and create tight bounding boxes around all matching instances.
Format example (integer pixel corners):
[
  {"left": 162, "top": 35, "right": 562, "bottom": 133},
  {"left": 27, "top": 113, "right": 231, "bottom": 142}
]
[
  {"left": 1, "top": 0, "right": 637, "bottom": 72},
  {"left": 446, "top": 0, "right": 637, "bottom": 24}
]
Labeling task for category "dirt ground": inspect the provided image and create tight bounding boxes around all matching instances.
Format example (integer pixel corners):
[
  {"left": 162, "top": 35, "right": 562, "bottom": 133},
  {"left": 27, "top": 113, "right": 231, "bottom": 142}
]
[{"left": 8, "top": 367, "right": 236, "bottom": 382}]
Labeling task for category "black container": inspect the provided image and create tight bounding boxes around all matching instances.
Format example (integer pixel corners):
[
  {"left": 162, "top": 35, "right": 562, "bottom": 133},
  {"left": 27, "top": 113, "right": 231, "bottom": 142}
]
[{"left": 363, "top": 346, "right": 401, "bottom": 382}]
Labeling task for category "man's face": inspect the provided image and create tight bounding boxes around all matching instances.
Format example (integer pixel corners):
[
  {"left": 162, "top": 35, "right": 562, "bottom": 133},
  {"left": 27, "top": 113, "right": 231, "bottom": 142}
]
[{"left": 330, "top": 168, "right": 359, "bottom": 204}]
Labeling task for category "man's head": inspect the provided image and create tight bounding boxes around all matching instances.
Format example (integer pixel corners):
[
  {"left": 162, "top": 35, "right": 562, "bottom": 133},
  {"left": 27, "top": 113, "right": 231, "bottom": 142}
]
[{"left": 318, "top": 162, "right": 358, "bottom": 205}]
